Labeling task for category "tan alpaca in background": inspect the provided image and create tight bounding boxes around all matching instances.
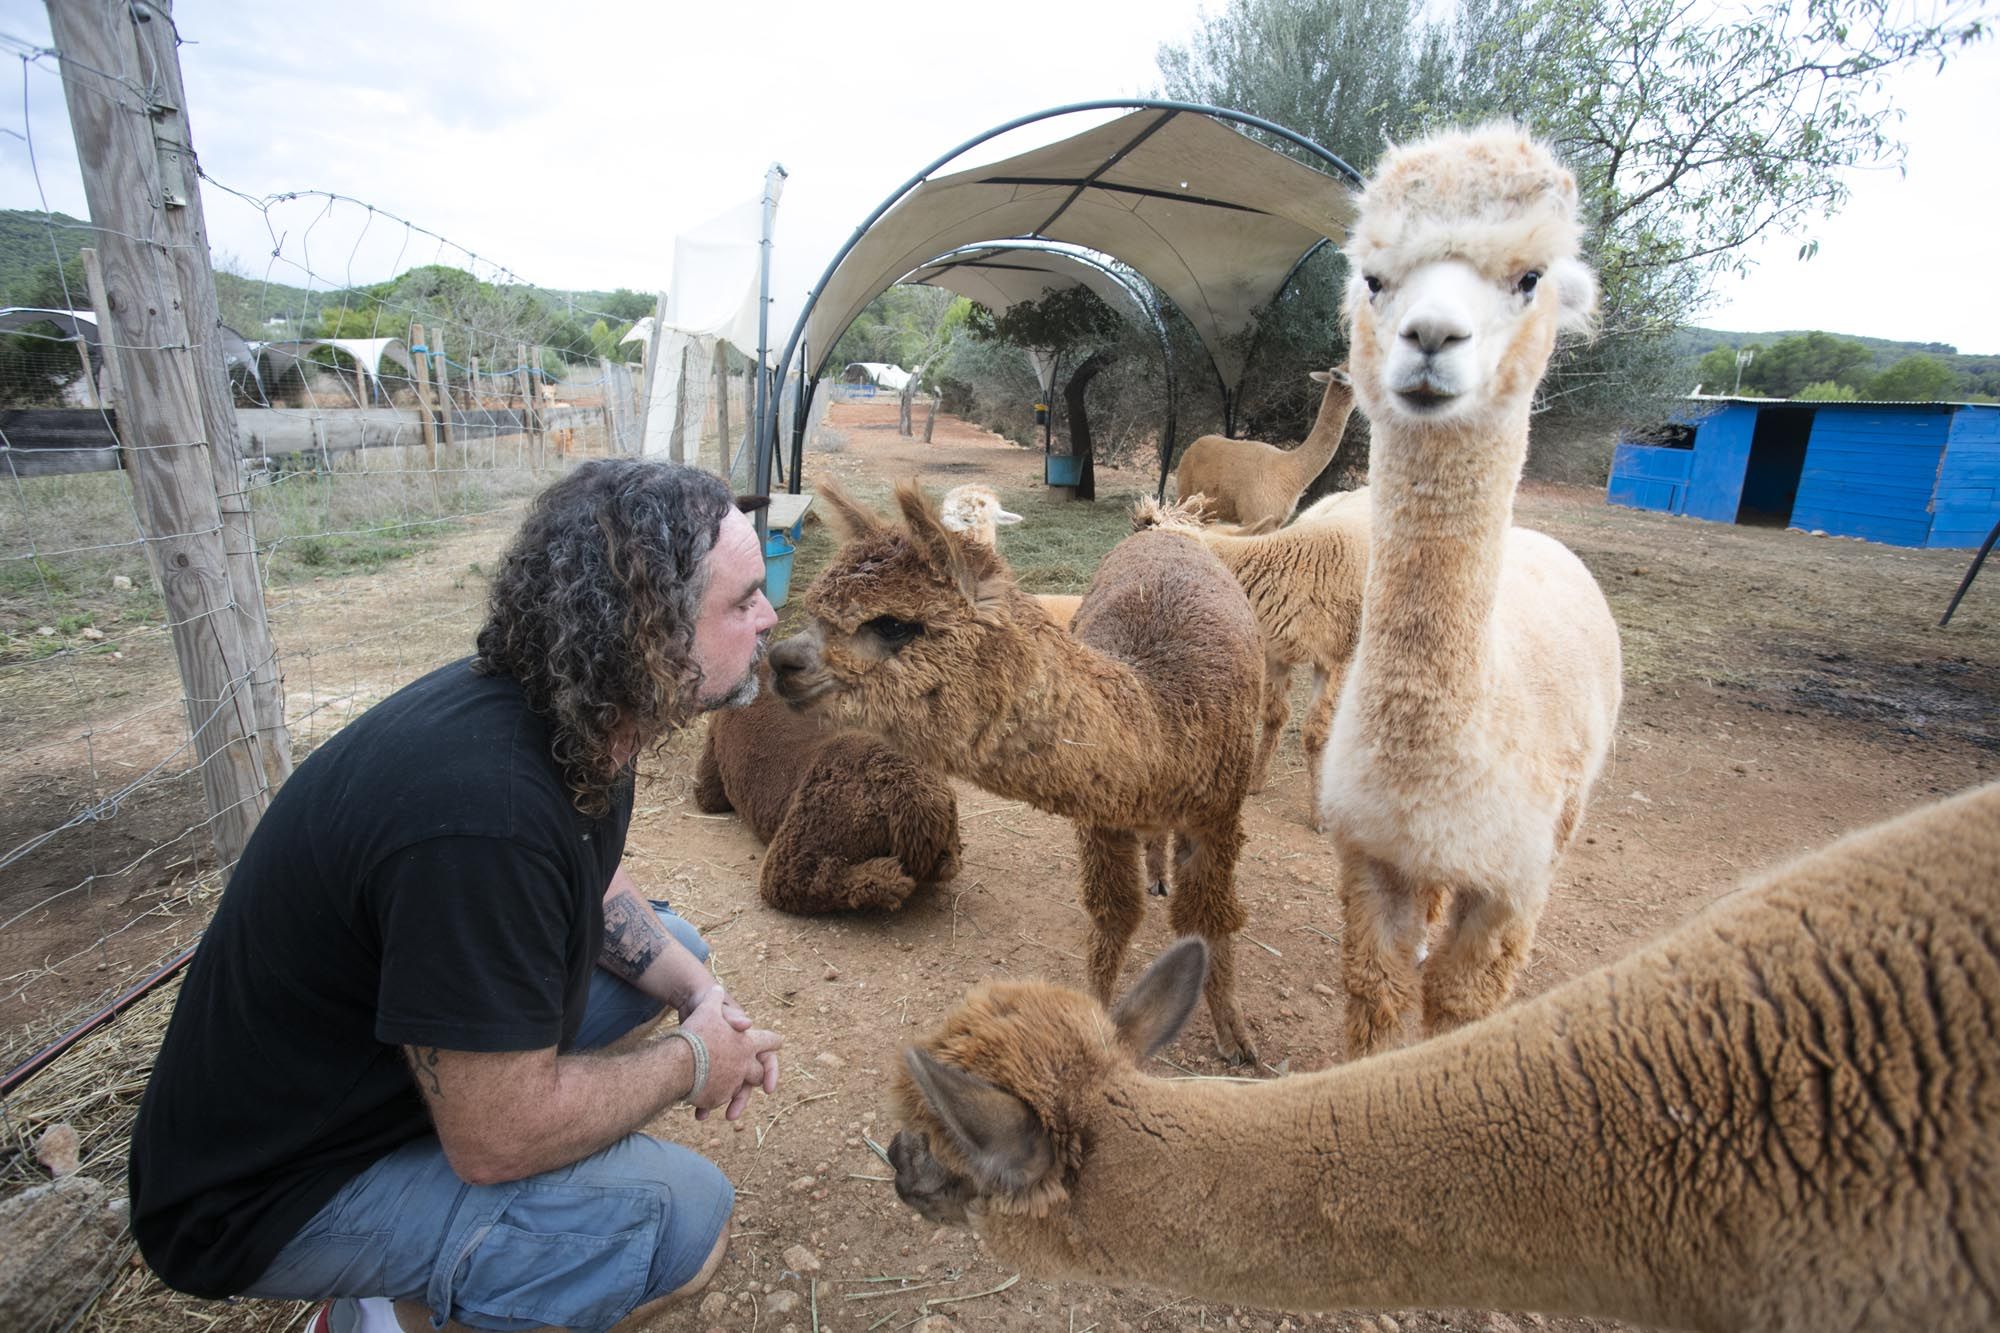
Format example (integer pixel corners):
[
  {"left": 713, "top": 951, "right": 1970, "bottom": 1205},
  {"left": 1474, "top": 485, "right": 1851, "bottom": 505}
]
[
  {"left": 938, "top": 483, "right": 1082, "bottom": 628},
  {"left": 770, "top": 483, "right": 1266, "bottom": 1061},
  {"left": 1173, "top": 367, "right": 1355, "bottom": 526},
  {"left": 1319, "top": 125, "right": 1622, "bottom": 1056},
  {"left": 888, "top": 779, "right": 2000, "bottom": 1332}
]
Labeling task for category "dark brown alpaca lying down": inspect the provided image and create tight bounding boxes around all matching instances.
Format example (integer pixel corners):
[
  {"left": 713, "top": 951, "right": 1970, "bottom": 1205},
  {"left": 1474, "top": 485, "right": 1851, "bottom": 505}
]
[
  {"left": 695, "top": 667, "right": 961, "bottom": 913},
  {"left": 888, "top": 779, "right": 2000, "bottom": 1332}
]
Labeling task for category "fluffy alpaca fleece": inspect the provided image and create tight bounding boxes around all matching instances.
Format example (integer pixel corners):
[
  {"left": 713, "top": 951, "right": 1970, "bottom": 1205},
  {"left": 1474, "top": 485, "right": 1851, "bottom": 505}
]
[
  {"left": 695, "top": 665, "right": 960, "bottom": 913},
  {"left": 1318, "top": 125, "right": 1622, "bottom": 1056},
  {"left": 888, "top": 780, "right": 2000, "bottom": 1332},
  {"left": 1134, "top": 494, "right": 1371, "bottom": 825},
  {"left": 938, "top": 484, "right": 1083, "bottom": 629},
  {"left": 1173, "top": 367, "right": 1355, "bottom": 526},
  {"left": 769, "top": 482, "right": 1265, "bottom": 1060}
]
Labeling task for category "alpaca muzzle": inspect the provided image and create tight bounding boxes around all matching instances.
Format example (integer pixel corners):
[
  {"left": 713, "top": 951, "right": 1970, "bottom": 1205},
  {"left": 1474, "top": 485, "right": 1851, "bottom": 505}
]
[
  {"left": 888, "top": 1127, "right": 974, "bottom": 1225},
  {"left": 768, "top": 632, "right": 836, "bottom": 709}
]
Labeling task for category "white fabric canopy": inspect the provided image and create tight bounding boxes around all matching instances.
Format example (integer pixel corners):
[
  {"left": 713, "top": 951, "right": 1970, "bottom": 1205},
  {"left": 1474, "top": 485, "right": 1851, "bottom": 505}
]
[{"left": 801, "top": 109, "right": 1357, "bottom": 391}]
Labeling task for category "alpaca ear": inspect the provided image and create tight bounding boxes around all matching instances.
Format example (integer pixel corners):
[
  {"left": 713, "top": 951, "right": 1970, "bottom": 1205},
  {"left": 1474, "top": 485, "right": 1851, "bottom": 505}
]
[
  {"left": 994, "top": 507, "right": 1024, "bottom": 526},
  {"left": 1309, "top": 369, "right": 1330, "bottom": 384},
  {"left": 1109, "top": 937, "right": 1209, "bottom": 1058},
  {"left": 902, "top": 1047, "right": 1056, "bottom": 1195},
  {"left": 818, "top": 481, "right": 887, "bottom": 541},
  {"left": 896, "top": 480, "right": 979, "bottom": 602},
  {"left": 1549, "top": 256, "right": 1598, "bottom": 340}
]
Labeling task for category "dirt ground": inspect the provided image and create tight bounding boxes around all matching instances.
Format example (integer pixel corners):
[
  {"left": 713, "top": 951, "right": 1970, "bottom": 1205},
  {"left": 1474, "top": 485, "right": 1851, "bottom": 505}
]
[{"left": 9, "top": 396, "right": 1999, "bottom": 1332}]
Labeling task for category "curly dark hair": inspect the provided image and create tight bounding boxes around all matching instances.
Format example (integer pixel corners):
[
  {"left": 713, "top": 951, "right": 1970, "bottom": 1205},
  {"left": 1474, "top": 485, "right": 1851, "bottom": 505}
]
[{"left": 475, "top": 459, "right": 737, "bottom": 816}]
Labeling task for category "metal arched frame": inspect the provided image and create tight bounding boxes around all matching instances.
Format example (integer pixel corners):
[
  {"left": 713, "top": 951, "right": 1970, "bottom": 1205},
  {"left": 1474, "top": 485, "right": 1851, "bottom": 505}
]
[
  {"left": 909, "top": 239, "right": 1183, "bottom": 495},
  {"left": 757, "top": 98, "right": 1364, "bottom": 506}
]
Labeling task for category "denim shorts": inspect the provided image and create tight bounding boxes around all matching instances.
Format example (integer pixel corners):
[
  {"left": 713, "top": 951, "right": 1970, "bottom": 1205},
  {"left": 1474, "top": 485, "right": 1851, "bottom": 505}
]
[{"left": 243, "top": 905, "right": 733, "bottom": 1333}]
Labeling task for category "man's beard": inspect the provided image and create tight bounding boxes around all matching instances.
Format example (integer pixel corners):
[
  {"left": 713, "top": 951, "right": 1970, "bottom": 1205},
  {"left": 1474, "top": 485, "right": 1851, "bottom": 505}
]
[{"left": 701, "top": 637, "right": 769, "bottom": 713}]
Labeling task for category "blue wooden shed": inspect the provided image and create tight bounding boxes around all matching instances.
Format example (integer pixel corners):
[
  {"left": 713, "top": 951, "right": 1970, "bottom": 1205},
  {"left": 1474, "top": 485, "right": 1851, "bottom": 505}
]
[{"left": 1606, "top": 397, "right": 2000, "bottom": 548}]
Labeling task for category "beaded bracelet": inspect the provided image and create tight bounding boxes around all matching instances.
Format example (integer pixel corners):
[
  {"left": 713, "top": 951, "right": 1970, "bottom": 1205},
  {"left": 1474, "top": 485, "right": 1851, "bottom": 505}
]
[{"left": 662, "top": 1028, "right": 709, "bottom": 1105}]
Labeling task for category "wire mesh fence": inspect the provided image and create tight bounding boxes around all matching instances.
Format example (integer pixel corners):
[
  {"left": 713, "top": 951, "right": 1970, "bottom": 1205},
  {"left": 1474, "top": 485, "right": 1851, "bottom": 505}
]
[{"left": 0, "top": 6, "right": 657, "bottom": 1327}]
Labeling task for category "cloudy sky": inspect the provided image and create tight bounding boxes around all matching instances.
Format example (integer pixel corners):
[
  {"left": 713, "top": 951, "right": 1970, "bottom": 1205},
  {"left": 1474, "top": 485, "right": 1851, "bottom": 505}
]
[{"left": 3, "top": 0, "right": 1994, "bottom": 354}]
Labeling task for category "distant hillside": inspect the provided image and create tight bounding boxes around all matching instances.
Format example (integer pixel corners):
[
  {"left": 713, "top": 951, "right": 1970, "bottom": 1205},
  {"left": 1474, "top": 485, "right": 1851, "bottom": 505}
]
[
  {"left": 0, "top": 209, "right": 88, "bottom": 306},
  {"left": 1675, "top": 326, "right": 1998, "bottom": 392}
]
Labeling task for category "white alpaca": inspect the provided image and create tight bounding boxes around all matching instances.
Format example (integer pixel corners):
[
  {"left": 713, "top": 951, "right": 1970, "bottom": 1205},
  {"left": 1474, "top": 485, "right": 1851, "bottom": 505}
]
[
  {"left": 1317, "top": 125, "right": 1623, "bottom": 1056},
  {"left": 888, "top": 780, "right": 2000, "bottom": 1332},
  {"left": 939, "top": 483, "right": 1082, "bottom": 629},
  {"left": 939, "top": 483, "right": 1023, "bottom": 547}
]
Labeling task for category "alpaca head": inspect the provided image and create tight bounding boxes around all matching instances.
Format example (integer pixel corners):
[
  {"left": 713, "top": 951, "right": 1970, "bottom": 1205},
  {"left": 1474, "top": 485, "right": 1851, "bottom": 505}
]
[
  {"left": 1343, "top": 124, "right": 1597, "bottom": 429},
  {"left": 889, "top": 938, "right": 1208, "bottom": 1224},
  {"left": 939, "top": 484, "right": 1023, "bottom": 548},
  {"left": 768, "top": 481, "right": 1019, "bottom": 751}
]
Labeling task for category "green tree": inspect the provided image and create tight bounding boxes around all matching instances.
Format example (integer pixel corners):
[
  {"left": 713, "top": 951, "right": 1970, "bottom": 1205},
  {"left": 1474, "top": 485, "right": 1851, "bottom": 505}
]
[
  {"left": 1694, "top": 343, "right": 1761, "bottom": 395},
  {"left": 1739, "top": 331, "right": 1872, "bottom": 397},
  {"left": 1158, "top": 0, "right": 1986, "bottom": 425},
  {"left": 1868, "top": 354, "right": 1957, "bottom": 401},
  {"left": 1794, "top": 380, "right": 1859, "bottom": 402},
  {"left": 967, "top": 286, "right": 1128, "bottom": 500}
]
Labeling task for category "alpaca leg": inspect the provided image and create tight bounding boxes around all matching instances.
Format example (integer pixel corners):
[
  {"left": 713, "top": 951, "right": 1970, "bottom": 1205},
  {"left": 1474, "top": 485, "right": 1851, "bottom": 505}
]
[
  {"left": 1168, "top": 822, "right": 1255, "bottom": 1064},
  {"left": 1301, "top": 666, "right": 1334, "bottom": 832},
  {"left": 1251, "top": 658, "right": 1292, "bottom": 795},
  {"left": 1421, "top": 886, "right": 1541, "bottom": 1036},
  {"left": 693, "top": 733, "right": 731, "bottom": 813},
  {"left": 1143, "top": 835, "right": 1169, "bottom": 897},
  {"left": 1339, "top": 849, "right": 1429, "bottom": 1059},
  {"left": 1078, "top": 826, "right": 1144, "bottom": 1003}
]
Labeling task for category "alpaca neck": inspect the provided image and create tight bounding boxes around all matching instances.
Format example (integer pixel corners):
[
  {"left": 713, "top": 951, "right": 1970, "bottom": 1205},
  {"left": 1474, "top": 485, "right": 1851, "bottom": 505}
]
[
  {"left": 954, "top": 605, "right": 1165, "bottom": 817},
  {"left": 1283, "top": 381, "right": 1356, "bottom": 485},
  {"left": 1006, "top": 983, "right": 1731, "bottom": 1329},
  {"left": 1351, "top": 402, "right": 1529, "bottom": 743}
]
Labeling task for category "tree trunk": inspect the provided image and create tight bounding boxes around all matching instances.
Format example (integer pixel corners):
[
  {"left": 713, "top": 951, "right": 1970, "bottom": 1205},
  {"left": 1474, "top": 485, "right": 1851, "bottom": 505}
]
[
  {"left": 898, "top": 376, "right": 916, "bottom": 436},
  {"left": 1063, "top": 351, "right": 1110, "bottom": 502},
  {"left": 923, "top": 391, "right": 939, "bottom": 443}
]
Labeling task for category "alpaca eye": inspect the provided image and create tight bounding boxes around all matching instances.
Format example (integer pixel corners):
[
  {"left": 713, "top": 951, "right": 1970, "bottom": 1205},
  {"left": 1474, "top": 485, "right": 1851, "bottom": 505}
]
[
  {"left": 1517, "top": 270, "right": 1542, "bottom": 295},
  {"left": 864, "top": 616, "right": 922, "bottom": 647},
  {"left": 1364, "top": 275, "right": 1384, "bottom": 296}
]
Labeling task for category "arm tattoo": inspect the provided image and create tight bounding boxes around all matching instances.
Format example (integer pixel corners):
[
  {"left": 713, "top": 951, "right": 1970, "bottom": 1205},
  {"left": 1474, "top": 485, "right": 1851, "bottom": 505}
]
[
  {"left": 406, "top": 1046, "right": 444, "bottom": 1100},
  {"left": 600, "top": 892, "right": 666, "bottom": 983}
]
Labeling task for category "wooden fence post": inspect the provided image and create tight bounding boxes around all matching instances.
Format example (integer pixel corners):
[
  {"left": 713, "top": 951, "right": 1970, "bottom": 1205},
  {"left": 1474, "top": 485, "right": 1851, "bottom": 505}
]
[
  {"left": 432, "top": 350, "right": 455, "bottom": 450},
  {"left": 48, "top": 0, "right": 279, "bottom": 865},
  {"left": 78, "top": 247, "right": 124, "bottom": 425},
  {"left": 515, "top": 342, "right": 535, "bottom": 466},
  {"left": 409, "top": 322, "right": 438, "bottom": 468}
]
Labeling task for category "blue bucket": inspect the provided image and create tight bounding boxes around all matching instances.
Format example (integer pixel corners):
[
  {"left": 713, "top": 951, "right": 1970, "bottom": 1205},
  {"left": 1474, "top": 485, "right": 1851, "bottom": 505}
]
[
  {"left": 763, "top": 531, "right": 796, "bottom": 609},
  {"left": 1044, "top": 453, "right": 1084, "bottom": 487}
]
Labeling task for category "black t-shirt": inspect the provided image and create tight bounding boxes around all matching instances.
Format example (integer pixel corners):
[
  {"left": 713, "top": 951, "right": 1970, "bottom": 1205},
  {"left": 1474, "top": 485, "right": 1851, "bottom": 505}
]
[{"left": 128, "top": 659, "right": 631, "bottom": 1298}]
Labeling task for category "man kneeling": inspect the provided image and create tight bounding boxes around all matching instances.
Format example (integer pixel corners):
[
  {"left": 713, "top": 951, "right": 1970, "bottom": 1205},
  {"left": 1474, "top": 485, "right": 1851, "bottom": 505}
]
[{"left": 129, "top": 462, "right": 785, "bottom": 1331}]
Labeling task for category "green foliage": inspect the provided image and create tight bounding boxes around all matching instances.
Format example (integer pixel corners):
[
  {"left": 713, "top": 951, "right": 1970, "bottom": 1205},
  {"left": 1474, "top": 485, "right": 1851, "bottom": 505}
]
[
  {"left": 0, "top": 210, "right": 88, "bottom": 306},
  {"left": 1794, "top": 380, "right": 1859, "bottom": 402},
  {"left": 965, "top": 285, "right": 1123, "bottom": 359},
  {"left": 827, "top": 286, "right": 966, "bottom": 373},
  {"left": 1736, "top": 331, "right": 1872, "bottom": 397},
  {"left": 1868, "top": 353, "right": 1958, "bottom": 401},
  {"left": 1157, "top": 0, "right": 1986, "bottom": 429}
]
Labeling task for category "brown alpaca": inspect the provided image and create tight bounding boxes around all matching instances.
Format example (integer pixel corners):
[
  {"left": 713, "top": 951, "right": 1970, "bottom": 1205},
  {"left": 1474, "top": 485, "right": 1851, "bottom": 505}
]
[
  {"left": 696, "top": 667, "right": 961, "bottom": 913},
  {"left": 889, "top": 780, "right": 2000, "bottom": 1332},
  {"left": 1320, "top": 125, "right": 1623, "bottom": 1056},
  {"left": 1173, "top": 367, "right": 1355, "bottom": 526},
  {"left": 769, "top": 482, "right": 1265, "bottom": 1060},
  {"left": 1134, "top": 493, "right": 1371, "bottom": 826}
]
